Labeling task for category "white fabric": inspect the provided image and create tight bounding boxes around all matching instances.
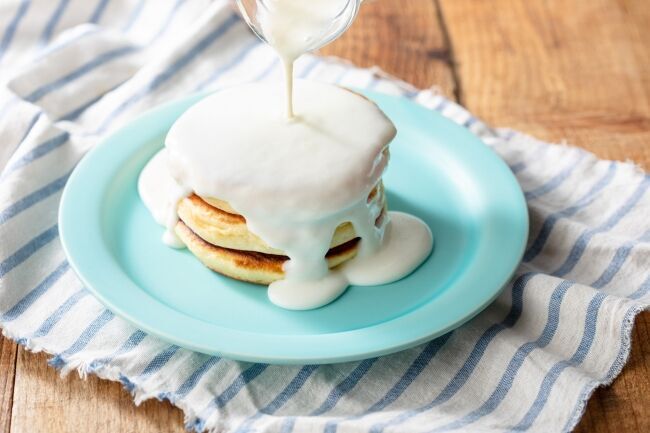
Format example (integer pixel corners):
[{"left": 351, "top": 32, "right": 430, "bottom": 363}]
[{"left": 1, "top": 1, "right": 649, "bottom": 433}]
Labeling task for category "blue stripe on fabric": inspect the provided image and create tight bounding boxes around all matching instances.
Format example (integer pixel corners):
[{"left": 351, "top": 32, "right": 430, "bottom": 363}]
[
  {"left": 629, "top": 274, "right": 650, "bottom": 301},
  {"left": 138, "top": 345, "right": 180, "bottom": 380},
  {"left": 3, "top": 13, "right": 234, "bottom": 174},
  {"left": 54, "top": 309, "right": 114, "bottom": 359},
  {"left": 58, "top": 81, "right": 124, "bottom": 122},
  {"left": 59, "top": 91, "right": 106, "bottom": 121},
  {"left": 427, "top": 281, "right": 574, "bottom": 433},
  {"left": 0, "top": 6, "right": 183, "bottom": 176},
  {"left": 364, "top": 335, "right": 452, "bottom": 412},
  {"left": 0, "top": 171, "right": 70, "bottom": 224},
  {"left": 561, "top": 304, "right": 639, "bottom": 433},
  {"left": 192, "top": 363, "right": 269, "bottom": 431},
  {"left": 281, "top": 358, "right": 378, "bottom": 433},
  {"left": 195, "top": 39, "right": 261, "bottom": 91},
  {"left": 1, "top": 260, "right": 69, "bottom": 321},
  {"left": 31, "top": 288, "right": 89, "bottom": 338},
  {"left": 174, "top": 355, "right": 220, "bottom": 399},
  {"left": 0, "top": 9, "right": 204, "bottom": 290},
  {"left": 17, "top": 111, "right": 42, "bottom": 144},
  {"left": 524, "top": 152, "right": 585, "bottom": 201},
  {"left": 89, "top": 330, "right": 147, "bottom": 369},
  {"left": 462, "top": 116, "right": 477, "bottom": 128},
  {"left": 552, "top": 176, "right": 650, "bottom": 277},
  {"left": 403, "top": 89, "right": 419, "bottom": 99},
  {"left": 39, "top": 0, "right": 70, "bottom": 44},
  {"left": 97, "top": 12, "right": 239, "bottom": 133},
  {"left": 370, "top": 273, "right": 538, "bottom": 433},
  {"left": 122, "top": 0, "right": 146, "bottom": 31},
  {"left": 38, "top": 24, "right": 99, "bottom": 59},
  {"left": 507, "top": 143, "right": 552, "bottom": 176},
  {"left": 327, "top": 332, "right": 453, "bottom": 433},
  {"left": 1, "top": 132, "right": 70, "bottom": 178},
  {"left": 0, "top": 0, "right": 31, "bottom": 61},
  {"left": 591, "top": 229, "right": 650, "bottom": 289},
  {"left": 235, "top": 365, "right": 319, "bottom": 433},
  {"left": 89, "top": 0, "right": 111, "bottom": 24},
  {"left": 0, "top": 111, "right": 42, "bottom": 177},
  {"left": 314, "top": 358, "right": 378, "bottom": 416},
  {"left": 524, "top": 162, "right": 617, "bottom": 262},
  {"left": 0, "top": 224, "right": 58, "bottom": 278},
  {"left": 507, "top": 292, "right": 607, "bottom": 432},
  {"left": 25, "top": 45, "right": 138, "bottom": 103},
  {"left": 509, "top": 161, "right": 527, "bottom": 174}
]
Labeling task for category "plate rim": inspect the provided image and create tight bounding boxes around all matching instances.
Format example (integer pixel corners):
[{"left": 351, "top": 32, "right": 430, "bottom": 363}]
[{"left": 59, "top": 90, "right": 528, "bottom": 364}]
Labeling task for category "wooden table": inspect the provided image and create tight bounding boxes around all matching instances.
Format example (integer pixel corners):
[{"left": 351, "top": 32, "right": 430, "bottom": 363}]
[{"left": 1, "top": 0, "right": 648, "bottom": 431}]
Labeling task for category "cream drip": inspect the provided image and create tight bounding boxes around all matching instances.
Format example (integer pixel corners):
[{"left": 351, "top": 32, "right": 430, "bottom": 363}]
[{"left": 137, "top": 149, "right": 189, "bottom": 248}]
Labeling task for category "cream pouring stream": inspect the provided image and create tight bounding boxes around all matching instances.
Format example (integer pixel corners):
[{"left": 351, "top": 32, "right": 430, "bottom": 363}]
[{"left": 237, "top": 0, "right": 359, "bottom": 118}]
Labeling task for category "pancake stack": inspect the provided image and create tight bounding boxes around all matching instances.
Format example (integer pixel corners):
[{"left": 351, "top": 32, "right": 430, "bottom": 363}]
[{"left": 174, "top": 182, "right": 387, "bottom": 285}]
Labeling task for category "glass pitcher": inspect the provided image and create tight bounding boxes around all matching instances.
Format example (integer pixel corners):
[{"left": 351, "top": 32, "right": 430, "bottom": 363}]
[{"left": 236, "top": 0, "right": 363, "bottom": 55}]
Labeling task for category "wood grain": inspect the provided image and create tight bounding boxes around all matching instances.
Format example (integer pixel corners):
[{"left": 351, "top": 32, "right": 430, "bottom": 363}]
[
  {"left": 1, "top": 0, "right": 649, "bottom": 432},
  {"left": 321, "top": 0, "right": 456, "bottom": 94},
  {"left": 10, "top": 348, "right": 184, "bottom": 433},
  {"left": 438, "top": 0, "right": 650, "bottom": 168},
  {"left": 0, "top": 337, "right": 17, "bottom": 433}
]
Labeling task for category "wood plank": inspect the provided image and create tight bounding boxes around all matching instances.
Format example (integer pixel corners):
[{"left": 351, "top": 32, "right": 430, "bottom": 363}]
[
  {"left": 438, "top": 0, "right": 650, "bottom": 431},
  {"left": 0, "top": 336, "right": 17, "bottom": 433},
  {"left": 439, "top": 0, "right": 650, "bottom": 168},
  {"left": 10, "top": 348, "right": 184, "bottom": 433},
  {"left": 321, "top": 0, "right": 456, "bottom": 95}
]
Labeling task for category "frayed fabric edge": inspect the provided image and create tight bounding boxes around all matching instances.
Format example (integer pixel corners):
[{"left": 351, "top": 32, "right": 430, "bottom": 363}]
[
  {"left": 0, "top": 322, "right": 214, "bottom": 433},
  {"left": 562, "top": 303, "right": 648, "bottom": 433}
]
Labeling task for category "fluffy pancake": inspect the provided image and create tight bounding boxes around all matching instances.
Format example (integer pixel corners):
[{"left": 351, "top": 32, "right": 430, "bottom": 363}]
[
  {"left": 175, "top": 220, "right": 361, "bottom": 285},
  {"left": 178, "top": 182, "right": 385, "bottom": 255}
]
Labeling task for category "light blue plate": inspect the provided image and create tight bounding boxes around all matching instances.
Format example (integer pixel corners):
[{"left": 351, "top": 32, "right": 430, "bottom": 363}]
[{"left": 59, "top": 91, "right": 528, "bottom": 364}]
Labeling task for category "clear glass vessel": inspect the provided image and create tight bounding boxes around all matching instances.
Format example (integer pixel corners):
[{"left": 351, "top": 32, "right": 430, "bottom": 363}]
[{"left": 235, "top": 0, "right": 363, "bottom": 53}]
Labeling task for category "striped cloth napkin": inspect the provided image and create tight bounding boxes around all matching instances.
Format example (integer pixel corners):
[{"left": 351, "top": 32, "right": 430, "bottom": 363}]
[{"left": 1, "top": 1, "right": 648, "bottom": 432}]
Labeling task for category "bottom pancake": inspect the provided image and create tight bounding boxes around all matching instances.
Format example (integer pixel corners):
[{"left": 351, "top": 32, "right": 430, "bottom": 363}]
[{"left": 175, "top": 220, "right": 360, "bottom": 285}]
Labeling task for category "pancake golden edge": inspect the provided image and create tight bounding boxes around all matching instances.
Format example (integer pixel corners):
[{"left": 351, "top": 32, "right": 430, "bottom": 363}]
[
  {"left": 175, "top": 196, "right": 388, "bottom": 285},
  {"left": 178, "top": 182, "right": 385, "bottom": 255},
  {"left": 175, "top": 221, "right": 362, "bottom": 285}
]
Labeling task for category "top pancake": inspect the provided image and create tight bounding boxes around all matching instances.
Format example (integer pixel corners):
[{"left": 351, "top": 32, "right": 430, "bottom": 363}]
[{"left": 165, "top": 80, "right": 396, "bottom": 221}]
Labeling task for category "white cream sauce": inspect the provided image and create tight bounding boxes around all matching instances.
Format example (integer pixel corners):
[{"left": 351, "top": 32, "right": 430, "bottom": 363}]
[
  {"left": 137, "top": 149, "right": 189, "bottom": 248},
  {"left": 138, "top": 2, "right": 434, "bottom": 310}
]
